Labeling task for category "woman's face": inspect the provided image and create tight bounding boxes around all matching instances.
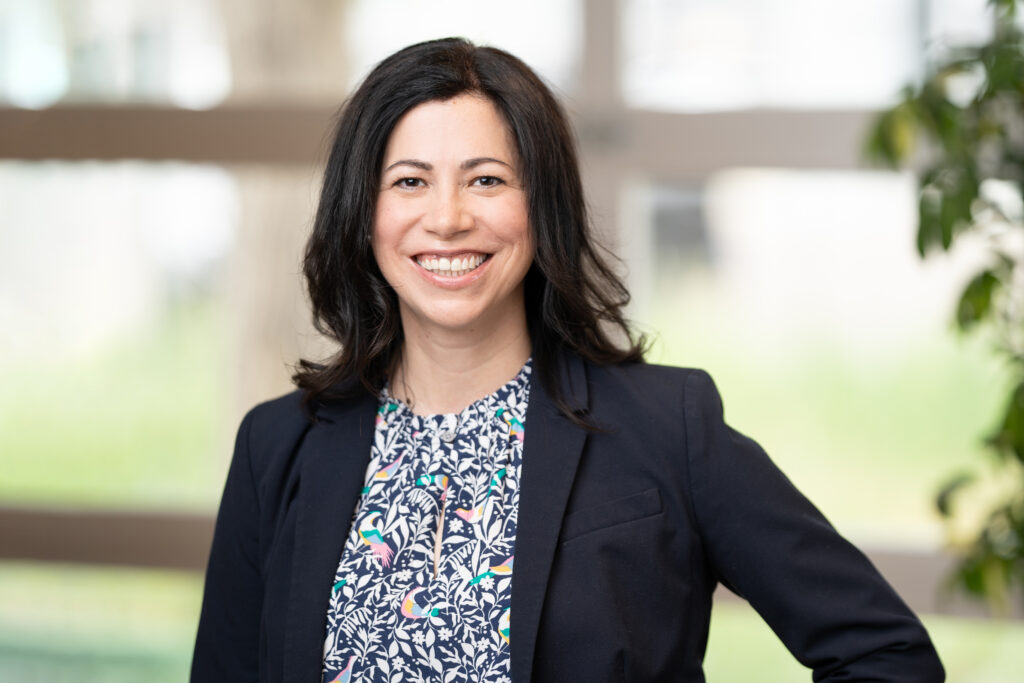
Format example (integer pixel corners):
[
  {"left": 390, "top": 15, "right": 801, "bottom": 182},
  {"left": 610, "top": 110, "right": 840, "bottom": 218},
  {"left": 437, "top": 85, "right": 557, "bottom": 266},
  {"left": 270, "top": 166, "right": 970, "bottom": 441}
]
[{"left": 372, "top": 94, "right": 534, "bottom": 340}]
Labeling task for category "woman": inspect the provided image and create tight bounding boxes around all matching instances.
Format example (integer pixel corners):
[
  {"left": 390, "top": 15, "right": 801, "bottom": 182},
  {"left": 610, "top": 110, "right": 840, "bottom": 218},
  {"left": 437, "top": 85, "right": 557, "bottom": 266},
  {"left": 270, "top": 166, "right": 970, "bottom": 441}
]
[{"left": 192, "top": 38, "right": 944, "bottom": 682}]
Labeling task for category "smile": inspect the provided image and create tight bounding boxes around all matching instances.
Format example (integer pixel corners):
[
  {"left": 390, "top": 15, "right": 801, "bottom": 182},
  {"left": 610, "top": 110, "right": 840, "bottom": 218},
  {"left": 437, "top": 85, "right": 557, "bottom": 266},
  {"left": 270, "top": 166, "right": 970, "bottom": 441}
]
[{"left": 415, "top": 253, "right": 489, "bottom": 277}]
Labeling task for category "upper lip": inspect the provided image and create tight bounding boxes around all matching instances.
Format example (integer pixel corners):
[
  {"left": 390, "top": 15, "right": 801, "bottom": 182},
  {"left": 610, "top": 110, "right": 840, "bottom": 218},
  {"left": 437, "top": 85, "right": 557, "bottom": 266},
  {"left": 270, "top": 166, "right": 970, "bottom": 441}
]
[{"left": 412, "top": 249, "right": 490, "bottom": 258}]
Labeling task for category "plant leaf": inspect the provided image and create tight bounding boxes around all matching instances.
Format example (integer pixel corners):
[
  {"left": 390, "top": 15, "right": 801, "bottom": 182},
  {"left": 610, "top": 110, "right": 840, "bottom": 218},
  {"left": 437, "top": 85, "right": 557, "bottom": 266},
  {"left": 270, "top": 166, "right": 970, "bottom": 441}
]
[
  {"left": 917, "top": 186, "right": 943, "bottom": 256},
  {"left": 935, "top": 472, "right": 976, "bottom": 517},
  {"left": 865, "top": 103, "right": 917, "bottom": 165},
  {"left": 986, "top": 381, "right": 1024, "bottom": 464},
  {"left": 956, "top": 270, "right": 1000, "bottom": 330}
]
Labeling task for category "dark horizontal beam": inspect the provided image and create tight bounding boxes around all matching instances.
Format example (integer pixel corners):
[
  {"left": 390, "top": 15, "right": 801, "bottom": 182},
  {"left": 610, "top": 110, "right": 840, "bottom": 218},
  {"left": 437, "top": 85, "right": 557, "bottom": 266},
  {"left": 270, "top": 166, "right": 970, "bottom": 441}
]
[
  {"left": 0, "top": 105, "right": 883, "bottom": 173},
  {"left": 628, "top": 109, "right": 877, "bottom": 178},
  {"left": 1, "top": 505, "right": 1019, "bottom": 619},
  {"left": 0, "top": 105, "right": 338, "bottom": 163},
  {"left": 573, "top": 108, "right": 882, "bottom": 183},
  {"left": 0, "top": 506, "right": 214, "bottom": 571}
]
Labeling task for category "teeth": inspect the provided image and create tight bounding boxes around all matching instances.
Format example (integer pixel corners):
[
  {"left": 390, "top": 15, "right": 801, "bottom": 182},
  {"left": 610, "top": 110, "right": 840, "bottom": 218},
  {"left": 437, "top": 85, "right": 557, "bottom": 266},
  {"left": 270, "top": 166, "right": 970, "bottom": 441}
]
[{"left": 417, "top": 253, "right": 486, "bottom": 276}]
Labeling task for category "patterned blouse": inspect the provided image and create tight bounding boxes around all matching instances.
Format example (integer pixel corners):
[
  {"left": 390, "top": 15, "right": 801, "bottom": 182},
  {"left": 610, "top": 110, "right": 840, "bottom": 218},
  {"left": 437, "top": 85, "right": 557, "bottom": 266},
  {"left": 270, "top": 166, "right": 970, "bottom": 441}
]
[{"left": 322, "top": 361, "right": 531, "bottom": 683}]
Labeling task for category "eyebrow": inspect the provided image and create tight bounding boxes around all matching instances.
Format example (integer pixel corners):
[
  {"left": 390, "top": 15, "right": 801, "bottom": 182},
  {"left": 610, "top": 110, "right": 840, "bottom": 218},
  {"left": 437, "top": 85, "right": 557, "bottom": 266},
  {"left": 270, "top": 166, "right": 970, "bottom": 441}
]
[{"left": 382, "top": 157, "right": 514, "bottom": 173}]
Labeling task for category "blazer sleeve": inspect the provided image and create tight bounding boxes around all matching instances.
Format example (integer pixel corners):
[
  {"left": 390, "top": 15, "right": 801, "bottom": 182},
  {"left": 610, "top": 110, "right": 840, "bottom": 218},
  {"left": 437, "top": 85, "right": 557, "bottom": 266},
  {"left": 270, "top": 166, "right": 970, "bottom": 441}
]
[
  {"left": 681, "top": 369, "right": 944, "bottom": 681},
  {"left": 191, "top": 409, "right": 262, "bottom": 682}
]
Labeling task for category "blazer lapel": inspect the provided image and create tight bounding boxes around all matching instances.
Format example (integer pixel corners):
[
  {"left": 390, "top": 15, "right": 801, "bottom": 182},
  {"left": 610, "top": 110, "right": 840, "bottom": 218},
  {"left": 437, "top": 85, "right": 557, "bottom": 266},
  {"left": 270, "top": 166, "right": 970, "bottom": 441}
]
[
  {"left": 511, "top": 353, "right": 589, "bottom": 683},
  {"left": 283, "top": 391, "right": 377, "bottom": 683}
]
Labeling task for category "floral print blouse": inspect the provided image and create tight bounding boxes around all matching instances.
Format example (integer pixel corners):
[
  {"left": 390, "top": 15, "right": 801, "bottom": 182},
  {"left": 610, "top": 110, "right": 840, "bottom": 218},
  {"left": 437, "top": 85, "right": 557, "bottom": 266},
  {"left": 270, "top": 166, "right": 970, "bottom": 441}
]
[{"left": 322, "top": 361, "right": 530, "bottom": 683}]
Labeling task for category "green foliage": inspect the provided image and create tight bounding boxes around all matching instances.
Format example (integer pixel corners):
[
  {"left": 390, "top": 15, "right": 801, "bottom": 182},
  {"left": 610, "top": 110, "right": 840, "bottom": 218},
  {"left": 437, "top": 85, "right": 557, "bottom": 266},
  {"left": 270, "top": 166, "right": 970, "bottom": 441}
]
[
  {"left": 867, "top": 0, "right": 1024, "bottom": 612},
  {"left": 957, "top": 270, "right": 1001, "bottom": 330},
  {"left": 989, "top": 381, "right": 1024, "bottom": 463}
]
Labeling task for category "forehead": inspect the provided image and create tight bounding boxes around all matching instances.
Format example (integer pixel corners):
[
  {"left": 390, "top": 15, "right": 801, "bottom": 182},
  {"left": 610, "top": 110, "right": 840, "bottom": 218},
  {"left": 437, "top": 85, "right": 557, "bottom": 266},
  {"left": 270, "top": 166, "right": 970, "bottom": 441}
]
[{"left": 382, "top": 94, "right": 517, "bottom": 165}]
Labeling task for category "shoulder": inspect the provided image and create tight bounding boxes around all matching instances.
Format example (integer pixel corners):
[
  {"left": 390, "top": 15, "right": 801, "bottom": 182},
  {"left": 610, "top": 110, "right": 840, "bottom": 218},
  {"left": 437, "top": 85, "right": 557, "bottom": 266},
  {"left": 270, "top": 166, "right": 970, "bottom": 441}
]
[
  {"left": 589, "top": 360, "right": 707, "bottom": 384},
  {"left": 233, "top": 390, "right": 314, "bottom": 475},
  {"left": 237, "top": 386, "right": 378, "bottom": 470},
  {"left": 242, "top": 389, "right": 309, "bottom": 439},
  {"left": 585, "top": 360, "right": 720, "bottom": 409},
  {"left": 575, "top": 361, "right": 727, "bottom": 451}
]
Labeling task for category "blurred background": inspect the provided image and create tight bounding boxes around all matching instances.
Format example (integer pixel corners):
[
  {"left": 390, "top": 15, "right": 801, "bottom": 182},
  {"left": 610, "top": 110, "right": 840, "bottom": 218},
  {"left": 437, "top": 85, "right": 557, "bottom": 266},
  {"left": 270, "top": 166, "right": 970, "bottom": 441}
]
[{"left": 1, "top": 0, "right": 1022, "bottom": 680}]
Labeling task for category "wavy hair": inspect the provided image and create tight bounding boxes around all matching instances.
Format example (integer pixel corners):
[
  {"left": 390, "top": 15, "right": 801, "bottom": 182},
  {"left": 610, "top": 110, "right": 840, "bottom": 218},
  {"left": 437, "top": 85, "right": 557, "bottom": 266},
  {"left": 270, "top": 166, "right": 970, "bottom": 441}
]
[{"left": 294, "top": 37, "right": 646, "bottom": 422}]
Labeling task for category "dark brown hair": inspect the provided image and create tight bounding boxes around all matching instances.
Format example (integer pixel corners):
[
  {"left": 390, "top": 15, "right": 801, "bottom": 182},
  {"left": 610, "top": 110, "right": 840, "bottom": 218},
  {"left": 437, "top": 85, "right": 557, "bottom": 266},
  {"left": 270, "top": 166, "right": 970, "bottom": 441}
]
[{"left": 294, "top": 37, "right": 645, "bottom": 421}]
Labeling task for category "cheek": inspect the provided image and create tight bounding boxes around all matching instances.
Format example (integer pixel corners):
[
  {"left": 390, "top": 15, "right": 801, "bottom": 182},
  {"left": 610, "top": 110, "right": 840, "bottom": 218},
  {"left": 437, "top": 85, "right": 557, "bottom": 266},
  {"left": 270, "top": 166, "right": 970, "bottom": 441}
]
[
  {"left": 370, "top": 226, "right": 400, "bottom": 283},
  {"left": 490, "top": 199, "right": 531, "bottom": 246},
  {"left": 371, "top": 205, "right": 404, "bottom": 258},
  {"left": 514, "top": 217, "right": 535, "bottom": 266},
  {"left": 369, "top": 223, "right": 384, "bottom": 265}
]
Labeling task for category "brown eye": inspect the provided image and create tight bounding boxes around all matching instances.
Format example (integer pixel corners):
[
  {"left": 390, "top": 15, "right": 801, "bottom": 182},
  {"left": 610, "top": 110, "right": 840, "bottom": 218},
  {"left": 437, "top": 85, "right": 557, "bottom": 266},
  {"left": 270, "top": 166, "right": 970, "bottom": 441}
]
[
  {"left": 395, "top": 177, "right": 424, "bottom": 188},
  {"left": 474, "top": 176, "right": 503, "bottom": 187}
]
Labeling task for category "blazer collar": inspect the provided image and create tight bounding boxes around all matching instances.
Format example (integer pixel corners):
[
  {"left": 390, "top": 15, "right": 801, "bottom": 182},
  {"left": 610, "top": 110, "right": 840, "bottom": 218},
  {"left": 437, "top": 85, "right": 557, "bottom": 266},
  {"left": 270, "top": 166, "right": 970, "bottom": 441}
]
[
  {"left": 511, "top": 351, "right": 589, "bottom": 683},
  {"left": 284, "top": 388, "right": 377, "bottom": 683},
  {"left": 280, "top": 353, "right": 590, "bottom": 683}
]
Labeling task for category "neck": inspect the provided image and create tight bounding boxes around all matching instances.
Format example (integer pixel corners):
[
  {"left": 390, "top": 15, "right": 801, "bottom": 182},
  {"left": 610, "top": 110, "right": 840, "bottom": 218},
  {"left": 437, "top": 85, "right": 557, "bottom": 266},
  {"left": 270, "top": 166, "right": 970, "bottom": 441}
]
[{"left": 391, "top": 315, "right": 531, "bottom": 416}]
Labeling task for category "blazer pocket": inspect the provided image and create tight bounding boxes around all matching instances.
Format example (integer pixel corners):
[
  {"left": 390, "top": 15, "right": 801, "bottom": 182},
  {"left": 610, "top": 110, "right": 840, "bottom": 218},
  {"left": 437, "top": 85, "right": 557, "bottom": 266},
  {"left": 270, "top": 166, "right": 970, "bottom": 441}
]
[{"left": 560, "top": 487, "right": 663, "bottom": 543}]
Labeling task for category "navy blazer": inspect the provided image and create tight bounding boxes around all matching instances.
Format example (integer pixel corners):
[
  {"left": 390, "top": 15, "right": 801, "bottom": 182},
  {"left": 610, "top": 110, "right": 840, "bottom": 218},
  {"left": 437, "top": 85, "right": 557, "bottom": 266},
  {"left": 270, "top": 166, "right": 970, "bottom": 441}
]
[{"left": 192, "top": 355, "right": 944, "bottom": 682}]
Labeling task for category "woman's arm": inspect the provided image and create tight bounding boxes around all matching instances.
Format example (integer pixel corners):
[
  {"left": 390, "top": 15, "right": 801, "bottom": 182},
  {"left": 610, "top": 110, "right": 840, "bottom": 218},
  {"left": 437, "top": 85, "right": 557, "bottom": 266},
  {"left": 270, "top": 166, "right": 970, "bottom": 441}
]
[
  {"left": 191, "top": 409, "right": 263, "bottom": 682},
  {"left": 682, "top": 369, "right": 945, "bottom": 681}
]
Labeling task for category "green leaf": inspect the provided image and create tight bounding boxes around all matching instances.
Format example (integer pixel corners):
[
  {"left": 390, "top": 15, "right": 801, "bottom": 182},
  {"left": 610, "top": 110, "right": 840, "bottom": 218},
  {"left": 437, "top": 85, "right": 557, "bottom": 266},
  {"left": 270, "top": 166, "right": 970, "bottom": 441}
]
[
  {"left": 917, "top": 187, "right": 943, "bottom": 256},
  {"left": 937, "top": 103, "right": 967, "bottom": 154},
  {"left": 939, "top": 192, "right": 958, "bottom": 248},
  {"left": 955, "top": 553, "right": 991, "bottom": 597},
  {"left": 864, "top": 105, "right": 917, "bottom": 166},
  {"left": 952, "top": 540, "right": 1014, "bottom": 613},
  {"left": 956, "top": 270, "right": 1000, "bottom": 330},
  {"left": 935, "top": 472, "right": 976, "bottom": 517},
  {"left": 985, "top": 41, "right": 1024, "bottom": 93},
  {"left": 931, "top": 165, "right": 980, "bottom": 250},
  {"left": 986, "top": 381, "right": 1024, "bottom": 463}
]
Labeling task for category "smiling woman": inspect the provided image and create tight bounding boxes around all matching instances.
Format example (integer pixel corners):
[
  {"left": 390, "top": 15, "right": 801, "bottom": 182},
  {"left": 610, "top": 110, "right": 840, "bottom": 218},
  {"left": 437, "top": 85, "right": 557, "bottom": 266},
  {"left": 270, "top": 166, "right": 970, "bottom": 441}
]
[
  {"left": 291, "top": 38, "right": 642, "bottom": 424},
  {"left": 372, "top": 95, "right": 535, "bottom": 413},
  {"left": 191, "top": 38, "right": 944, "bottom": 683}
]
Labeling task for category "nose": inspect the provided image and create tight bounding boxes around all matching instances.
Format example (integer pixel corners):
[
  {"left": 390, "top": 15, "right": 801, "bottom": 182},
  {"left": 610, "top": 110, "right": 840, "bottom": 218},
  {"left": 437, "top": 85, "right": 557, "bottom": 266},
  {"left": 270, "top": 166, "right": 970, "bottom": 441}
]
[{"left": 424, "top": 185, "right": 473, "bottom": 238}]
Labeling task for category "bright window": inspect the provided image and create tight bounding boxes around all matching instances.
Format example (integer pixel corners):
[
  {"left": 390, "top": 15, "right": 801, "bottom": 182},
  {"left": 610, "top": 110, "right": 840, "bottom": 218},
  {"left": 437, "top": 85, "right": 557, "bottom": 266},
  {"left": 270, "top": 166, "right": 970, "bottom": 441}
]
[
  {"left": 621, "top": 0, "right": 920, "bottom": 111},
  {"left": 0, "top": 161, "right": 237, "bottom": 509},
  {"left": 344, "top": 0, "right": 582, "bottom": 92}
]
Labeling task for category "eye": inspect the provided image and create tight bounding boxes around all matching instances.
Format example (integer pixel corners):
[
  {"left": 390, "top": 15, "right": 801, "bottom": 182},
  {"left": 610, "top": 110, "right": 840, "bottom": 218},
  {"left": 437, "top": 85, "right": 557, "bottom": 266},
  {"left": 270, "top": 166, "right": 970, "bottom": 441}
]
[
  {"left": 473, "top": 176, "right": 504, "bottom": 188},
  {"left": 393, "top": 177, "right": 424, "bottom": 189}
]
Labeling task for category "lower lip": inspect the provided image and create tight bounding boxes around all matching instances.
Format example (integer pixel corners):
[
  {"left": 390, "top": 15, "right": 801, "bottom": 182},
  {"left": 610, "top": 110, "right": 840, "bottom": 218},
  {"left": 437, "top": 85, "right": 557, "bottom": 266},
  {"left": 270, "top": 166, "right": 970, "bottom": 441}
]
[{"left": 413, "top": 257, "right": 491, "bottom": 288}]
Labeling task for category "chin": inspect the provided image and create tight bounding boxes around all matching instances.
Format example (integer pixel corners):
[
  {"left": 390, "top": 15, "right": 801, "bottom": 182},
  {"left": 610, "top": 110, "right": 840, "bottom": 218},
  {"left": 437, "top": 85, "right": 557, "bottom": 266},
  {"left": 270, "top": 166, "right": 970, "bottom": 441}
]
[
  {"left": 425, "top": 311, "right": 490, "bottom": 333},
  {"left": 403, "top": 300, "right": 518, "bottom": 337}
]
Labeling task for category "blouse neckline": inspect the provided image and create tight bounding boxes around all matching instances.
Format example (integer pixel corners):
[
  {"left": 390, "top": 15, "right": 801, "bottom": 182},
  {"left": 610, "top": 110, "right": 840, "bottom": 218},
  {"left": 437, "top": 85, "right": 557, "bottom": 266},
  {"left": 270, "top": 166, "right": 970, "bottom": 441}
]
[{"left": 380, "top": 357, "right": 533, "bottom": 432}]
